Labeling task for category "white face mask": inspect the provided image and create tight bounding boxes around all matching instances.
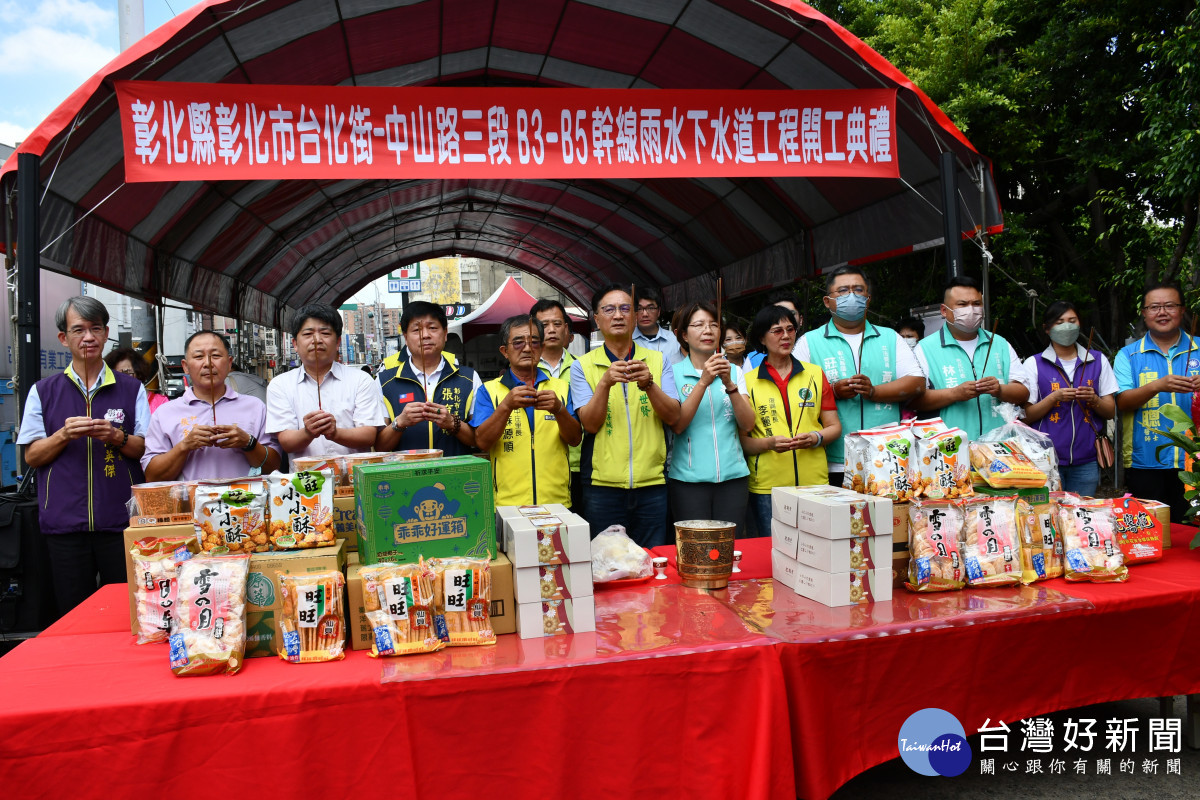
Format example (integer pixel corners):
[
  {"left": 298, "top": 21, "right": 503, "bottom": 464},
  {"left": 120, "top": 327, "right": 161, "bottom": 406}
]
[
  {"left": 947, "top": 305, "right": 983, "bottom": 334},
  {"left": 901, "top": 336, "right": 919, "bottom": 350}
]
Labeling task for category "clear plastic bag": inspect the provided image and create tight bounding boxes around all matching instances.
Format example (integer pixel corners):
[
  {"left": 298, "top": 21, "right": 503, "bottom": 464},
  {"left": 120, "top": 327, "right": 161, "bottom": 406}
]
[
  {"left": 906, "top": 499, "right": 965, "bottom": 592},
  {"left": 278, "top": 570, "right": 346, "bottom": 663},
  {"left": 169, "top": 554, "right": 251, "bottom": 676},
  {"left": 980, "top": 403, "right": 1061, "bottom": 491},
  {"left": 590, "top": 525, "right": 652, "bottom": 582},
  {"left": 131, "top": 536, "right": 199, "bottom": 644}
]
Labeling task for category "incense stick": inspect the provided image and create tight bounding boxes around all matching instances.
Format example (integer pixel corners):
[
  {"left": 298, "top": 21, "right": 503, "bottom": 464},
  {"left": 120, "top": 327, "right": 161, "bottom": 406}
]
[
  {"left": 979, "top": 318, "right": 1000, "bottom": 376},
  {"left": 716, "top": 276, "right": 724, "bottom": 353}
]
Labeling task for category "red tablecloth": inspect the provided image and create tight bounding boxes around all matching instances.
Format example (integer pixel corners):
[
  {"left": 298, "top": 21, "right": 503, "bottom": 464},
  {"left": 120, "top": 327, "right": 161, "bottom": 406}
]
[
  {"left": 777, "top": 539, "right": 1200, "bottom": 800},
  {"left": 37, "top": 583, "right": 129, "bottom": 637},
  {"left": 0, "top": 581, "right": 793, "bottom": 800},
  {"left": 5, "top": 530, "right": 1198, "bottom": 800}
]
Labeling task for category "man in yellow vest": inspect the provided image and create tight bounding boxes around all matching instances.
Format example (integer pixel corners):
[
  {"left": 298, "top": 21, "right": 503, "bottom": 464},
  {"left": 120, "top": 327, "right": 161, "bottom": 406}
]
[
  {"left": 473, "top": 315, "right": 582, "bottom": 507},
  {"left": 532, "top": 298, "right": 584, "bottom": 510},
  {"left": 570, "top": 283, "right": 681, "bottom": 547}
]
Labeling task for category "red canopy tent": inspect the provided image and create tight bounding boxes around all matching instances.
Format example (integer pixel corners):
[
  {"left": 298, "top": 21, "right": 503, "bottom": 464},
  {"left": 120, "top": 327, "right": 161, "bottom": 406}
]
[{"left": 449, "top": 277, "right": 590, "bottom": 342}]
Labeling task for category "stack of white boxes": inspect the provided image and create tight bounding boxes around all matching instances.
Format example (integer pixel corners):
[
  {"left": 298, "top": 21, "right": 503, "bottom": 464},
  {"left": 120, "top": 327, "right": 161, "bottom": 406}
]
[
  {"left": 496, "top": 505, "right": 596, "bottom": 638},
  {"left": 770, "top": 486, "right": 894, "bottom": 606}
]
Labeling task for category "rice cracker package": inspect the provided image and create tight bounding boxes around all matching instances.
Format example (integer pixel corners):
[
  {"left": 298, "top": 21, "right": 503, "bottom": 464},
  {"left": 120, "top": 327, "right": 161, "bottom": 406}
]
[
  {"left": 278, "top": 570, "right": 346, "bottom": 663},
  {"left": 1061, "top": 500, "right": 1128, "bottom": 583},
  {"left": 361, "top": 562, "right": 444, "bottom": 657},
  {"left": 430, "top": 557, "right": 497, "bottom": 647},
  {"left": 1018, "top": 499, "right": 1063, "bottom": 583},
  {"left": 131, "top": 535, "right": 200, "bottom": 644},
  {"left": 168, "top": 553, "right": 251, "bottom": 676},
  {"left": 911, "top": 427, "right": 973, "bottom": 500},
  {"left": 906, "top": 499, "right": 966, "bottom": 592},
  {"left": 969, "top": 441, "right": 1047, "bottom": 489},
  {"left": 267, "top": 469, "right": 335, "bottom": 549},
  {"left": 959, "top": 495, "right": 1022, "bottom": 587},
  {"left": 908, "top": 417, "right": 948, "bottom": 440},
  {"left": 844, "top": 425, "right": 916, "bottom": 501},
  {"left": 1110, "top": 496, "right": 1164, "bottom": 564},
  {"left": 193, "top": 479, "right": 268, "bottom": 553}
]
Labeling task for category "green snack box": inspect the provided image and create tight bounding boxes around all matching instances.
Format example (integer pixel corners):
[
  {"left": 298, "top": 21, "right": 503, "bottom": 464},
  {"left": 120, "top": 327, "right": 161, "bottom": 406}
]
[{"left": 353, "top": 456, "right": 495, "bottom": 564}]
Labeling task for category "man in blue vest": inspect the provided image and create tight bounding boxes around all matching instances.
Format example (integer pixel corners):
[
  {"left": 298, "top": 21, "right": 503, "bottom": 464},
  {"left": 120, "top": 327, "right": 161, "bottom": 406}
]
[
  {"left": 1114, "top": 281, "right": 1200, "bottom": 521},
  {"left": 796, "top": 266, "right": 925, "bottom": 486},
  {"left": 376, "top": 301, "right": 482, "bottom": 455},
  {"left": 911, "top": 276, "right": 1031, "bottom": 439},
  {"left": 17, "top": 296, "right": 149, "bottom": 614}
]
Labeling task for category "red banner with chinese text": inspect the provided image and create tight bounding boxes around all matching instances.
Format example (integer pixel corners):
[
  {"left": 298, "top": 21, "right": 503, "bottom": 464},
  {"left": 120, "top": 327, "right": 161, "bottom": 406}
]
[{"left": 114, "top": 82, "right": 898, "bottom": 182}]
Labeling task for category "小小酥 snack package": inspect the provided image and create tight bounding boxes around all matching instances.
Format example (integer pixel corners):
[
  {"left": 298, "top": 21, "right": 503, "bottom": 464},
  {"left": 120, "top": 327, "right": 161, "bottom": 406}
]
[{"left": 268, "top": 469, "right": 335, "bottom": 549}]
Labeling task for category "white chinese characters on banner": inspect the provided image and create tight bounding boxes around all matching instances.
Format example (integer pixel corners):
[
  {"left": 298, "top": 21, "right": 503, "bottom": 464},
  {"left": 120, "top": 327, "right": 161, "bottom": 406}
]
[{"left": 115, "top": 84, "right": 900, "bottom": 180}]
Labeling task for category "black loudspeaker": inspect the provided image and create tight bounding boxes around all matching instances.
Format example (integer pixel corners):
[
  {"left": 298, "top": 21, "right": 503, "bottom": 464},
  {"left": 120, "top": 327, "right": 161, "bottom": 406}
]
[{"left": 0, "top": 473, "right": 61, "bottom": 634}]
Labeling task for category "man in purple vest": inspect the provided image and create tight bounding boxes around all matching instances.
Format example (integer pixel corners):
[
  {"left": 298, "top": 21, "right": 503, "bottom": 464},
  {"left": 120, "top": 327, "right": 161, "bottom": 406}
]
[{"left": 17, "top": 297, "right": 149, "bottom": 614}]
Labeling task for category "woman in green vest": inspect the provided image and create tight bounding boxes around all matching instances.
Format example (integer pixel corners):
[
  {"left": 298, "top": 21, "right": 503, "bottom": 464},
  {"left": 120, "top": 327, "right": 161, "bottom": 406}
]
[{"left": 740, "top": 305, "right": 841, "bottom": 537}]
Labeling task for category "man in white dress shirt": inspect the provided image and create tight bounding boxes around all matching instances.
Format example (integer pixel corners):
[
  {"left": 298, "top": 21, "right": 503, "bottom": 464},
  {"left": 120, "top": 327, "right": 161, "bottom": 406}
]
[{"left": 266, "top": 303, "right": 386, "bottom": 458}]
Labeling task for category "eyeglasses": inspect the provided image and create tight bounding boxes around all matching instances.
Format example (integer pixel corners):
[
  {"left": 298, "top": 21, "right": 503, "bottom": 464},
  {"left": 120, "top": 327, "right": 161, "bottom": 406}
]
[
  {"left": 637, "top": 304, "right": 659, "bottom": 313},
  {"left": 507, "top": 337, "right": 542, "bottom": 350},
  {"left": 598, "top": 304, "right": 632, "bottom": 317},
  {"left": 66, "top": 325, "right": 105, "bottom": 339},
  {"left": 688, "top": 321, "right": 720, "bottom": 331},
  {"left": 767, "top": 326, "right": 797, "bottom": 338},
  {"left": 830, "top": 286, "right": 868, "bottom": 297},
  {"left": 1144, "top": 303, "right": 1183, "bottom": 314}
]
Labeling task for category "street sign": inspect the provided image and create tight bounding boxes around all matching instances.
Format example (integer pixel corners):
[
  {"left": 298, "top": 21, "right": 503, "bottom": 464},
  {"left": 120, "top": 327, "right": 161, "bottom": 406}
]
[
  {"left": 389, "top": 265, "right": 421, "bottom": 280},
  {"left": 388, "top": 279, "right": 422, "bottom": 293}
]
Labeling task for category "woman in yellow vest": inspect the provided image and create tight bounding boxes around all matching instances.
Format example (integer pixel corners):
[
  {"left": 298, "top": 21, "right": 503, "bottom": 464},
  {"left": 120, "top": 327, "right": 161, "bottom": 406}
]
[
  {"left": 740, "top": 305, "right": 841, "bottom": 537},
  {"left": 473, "top": 315, "right": 582, "bottom": 507}
]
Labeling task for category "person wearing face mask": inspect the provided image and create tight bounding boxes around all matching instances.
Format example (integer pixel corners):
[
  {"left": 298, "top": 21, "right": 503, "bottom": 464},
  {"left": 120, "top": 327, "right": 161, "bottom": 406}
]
[
  {"left": 1113, "top": 281, "right": 1200, "bottom": 521},
  {"left": 1021, "top": 302, "right": 1117, "bottom": 497},
  {"left": 722, "top": 324, "right": 748, "bottom": 368},
  {"left": 795, "top": 267, "right": 925, "bottom": 486},
  {"left": 895, "top": 317, "right": 925, "bottom": 353},
  {"left": 911, "top": 276, "right": 1031, "bottom": 440}
]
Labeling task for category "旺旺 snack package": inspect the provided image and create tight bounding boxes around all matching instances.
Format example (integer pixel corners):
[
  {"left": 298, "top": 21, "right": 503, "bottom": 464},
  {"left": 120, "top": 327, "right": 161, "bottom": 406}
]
[
  {"left": 1060, "top": 500, "right": 1128, "bottom": 583},
  {"left": 131, "top": 535, "right": 200, "bottom": 645},
  {"left": 911, "top": 427, "right": 973, "bottom": 500},
  {"left": 168, "top": 553, "right": 251, "bottom": 676},
  {"left": 959, "top": 495, "right": 1022, "bottom": 587},
  {"left": 969, "top": 441, "right": 1047, "bottom": 489},
  {"left": 1017, "top": 499, "right": 1063, "bottom": 583},
  {"left": 361, "top": 562, "right": 444, "bottom": 657},
  {"left": 843, "top": 425, "right": 916, "bottom": 501},
  {"left": 906, "top": 499, "right": 966, "bottom": 592},
  {"left": 278, "top": 571, "right": 345, "bottom": 663},
  {"left": 430, "top": 557, "right": 497, "bottom": 647},
  {"left": 268, "top": 470, "right": 335, "bottom": 550},
  {"left": 193, "top": 479, "right": 268, "bottom": 553}
]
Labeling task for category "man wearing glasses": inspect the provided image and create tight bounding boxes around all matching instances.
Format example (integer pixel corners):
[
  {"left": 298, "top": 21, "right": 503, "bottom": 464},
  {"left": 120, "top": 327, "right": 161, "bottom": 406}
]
[
  {"left": 1114, "top": 281, "right": 1199, "bottom": 520},
  {"left": 632, "top": 286, "right": 683, "bottom": 366},
  {"left": 17, "top": 297, "right": 149, "bottom": 614},
  {"left": 473, "top": 315, "right": 582, "bottom": 507},
  {"left": 796, "top": 267, "right": 925, "bottom": 486},
  {"left": 571, "top": 283, "right": 681, "bottom": 547}
]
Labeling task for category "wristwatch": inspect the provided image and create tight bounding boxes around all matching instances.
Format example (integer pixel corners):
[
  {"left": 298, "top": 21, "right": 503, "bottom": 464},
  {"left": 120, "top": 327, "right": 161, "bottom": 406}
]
[{"left": 241, "top": 434, "right": 258, "bottom": 452}]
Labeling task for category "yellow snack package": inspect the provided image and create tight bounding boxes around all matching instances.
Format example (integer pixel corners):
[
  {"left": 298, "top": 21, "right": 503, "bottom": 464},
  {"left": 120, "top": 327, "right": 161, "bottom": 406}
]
[
  {"left": 969, "top": 441, "right": 1047, "bottom": 488},
  {"left": 193, "top": 479, "right": 268, "bottom": 553},
  {"left": 430, "top": 557, "right": 497, "bottom": 647},
  {"left": 278, "top": 571, "right": 345, "bottom": 663},
  {"left": 844, "top": 425, "right": 916, "bottom": 501}
]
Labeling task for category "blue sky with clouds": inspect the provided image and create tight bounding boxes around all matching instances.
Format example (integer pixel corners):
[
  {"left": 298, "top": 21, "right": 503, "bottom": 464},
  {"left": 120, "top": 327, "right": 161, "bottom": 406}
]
[{"left": 0, "top": 0, "right": 178, "bottom": 146}]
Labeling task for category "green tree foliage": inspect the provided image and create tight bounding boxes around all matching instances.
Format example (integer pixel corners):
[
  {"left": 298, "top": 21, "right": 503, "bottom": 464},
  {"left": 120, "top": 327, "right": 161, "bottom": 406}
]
[{"left": 809, "top": 0, "right": 1196, "bottom": 354}]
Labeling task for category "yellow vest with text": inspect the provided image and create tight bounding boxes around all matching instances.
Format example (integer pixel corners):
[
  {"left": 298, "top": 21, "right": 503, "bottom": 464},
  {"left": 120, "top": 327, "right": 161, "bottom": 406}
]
[
  {"left": 482, "top": 371, "right": 572, "bottom": 506},
  {"left": 578, "top": 345, "right": 668, "bottom": 489},
  {"left": 745, "top": 357, "right": 829, "bottom": 493}
]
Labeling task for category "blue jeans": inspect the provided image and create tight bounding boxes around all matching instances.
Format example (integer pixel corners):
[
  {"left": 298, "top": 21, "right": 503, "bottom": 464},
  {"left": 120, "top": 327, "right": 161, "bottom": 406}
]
[
  {"left": 584, "top": 484, "right": 670, "bottom": 548},
  {"left": 1059, "top": 461, "right": 1100, "bottom": 497},
  {"left": 747, "top": 493, "right": 773, "bottom": 539}
]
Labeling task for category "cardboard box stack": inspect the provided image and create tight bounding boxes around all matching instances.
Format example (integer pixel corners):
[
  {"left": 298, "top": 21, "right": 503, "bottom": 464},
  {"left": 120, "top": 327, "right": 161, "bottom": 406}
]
[
  {"left": 496, "top": 505, "right": 595, "bottom": 638},
  {"left": 770, "top": 485, "right": 894, "bottom": 607}
]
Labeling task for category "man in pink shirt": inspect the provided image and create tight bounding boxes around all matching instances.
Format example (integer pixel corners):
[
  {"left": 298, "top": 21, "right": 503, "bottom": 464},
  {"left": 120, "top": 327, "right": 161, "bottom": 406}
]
[{"left": 141, "top": 331, "right": 281, "bottom": 480}]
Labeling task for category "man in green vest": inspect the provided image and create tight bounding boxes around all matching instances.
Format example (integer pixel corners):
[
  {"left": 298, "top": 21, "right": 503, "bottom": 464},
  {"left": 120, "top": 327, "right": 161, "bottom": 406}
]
[
  {"left": 911, "top": 276, "right": 1031, "bottom": 439},
  {"left": 532, "top": 298, "right": 584, "bottom": 511},
  {"left": 473, "top": 315, "right": 582, "bottom": 507},
  {"left": 570, "top": 283, "right": 681, "bottom": 547},
  {"left": 796, "top": 266, "right": 925, "bottom": 486}
]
